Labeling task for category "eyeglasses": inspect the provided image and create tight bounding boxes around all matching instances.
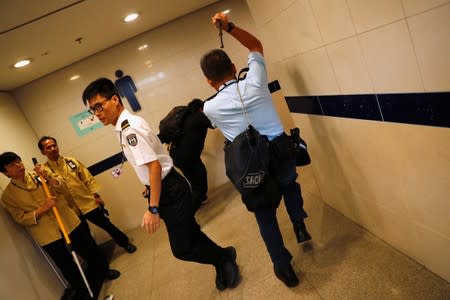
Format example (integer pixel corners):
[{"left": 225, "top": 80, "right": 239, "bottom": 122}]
[{"left": 88, "top": 97, "right": 112, "bottom": 115}]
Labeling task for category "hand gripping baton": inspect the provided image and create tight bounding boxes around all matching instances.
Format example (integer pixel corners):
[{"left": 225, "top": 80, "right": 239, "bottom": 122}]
[{"left": 32, "top": 158, "right": 93, "bottom": 298}]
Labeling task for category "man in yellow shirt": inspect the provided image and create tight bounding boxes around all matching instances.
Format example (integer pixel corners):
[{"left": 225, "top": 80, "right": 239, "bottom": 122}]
[
  {"left": 38, "top": 136, "right": 136, "bottom": 254},
  {"left": 0, "top": 151, "right": 120, "bottom": 299}
]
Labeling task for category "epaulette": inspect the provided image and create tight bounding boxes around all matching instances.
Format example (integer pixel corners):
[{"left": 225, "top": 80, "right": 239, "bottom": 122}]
[{"left": 121, "top": 119, "right": 130, "bottom": 131}]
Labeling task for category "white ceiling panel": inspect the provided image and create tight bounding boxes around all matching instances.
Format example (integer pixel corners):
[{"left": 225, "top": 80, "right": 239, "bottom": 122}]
[{"left": 0, "top": 0, "right": 218, "bottom": 91}]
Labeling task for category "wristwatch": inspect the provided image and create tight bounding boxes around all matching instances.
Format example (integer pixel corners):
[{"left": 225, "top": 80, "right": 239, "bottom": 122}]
[
  {"left": 148, "top": 206, "right": 159, "bottom": 214},
  {"left": 226, "top": 22, "right": 235, "bottom": 33}
]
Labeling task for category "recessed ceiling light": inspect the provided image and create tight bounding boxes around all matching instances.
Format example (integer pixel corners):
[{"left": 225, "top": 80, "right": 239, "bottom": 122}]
[
  {"left": 124, "top": 13, "right": 139, "bottom": 23},
  {"left": 138, "top": 44, "right": 148, "bottom": 51},
  {"left": 14, "top": 59, "right": 31, "bottom": 68},
  {"left": 222, "top": 9, "right": 230, "bottom": 14},
  {"left": 70, "top": 75, "right": 80, "bottom": 81}
]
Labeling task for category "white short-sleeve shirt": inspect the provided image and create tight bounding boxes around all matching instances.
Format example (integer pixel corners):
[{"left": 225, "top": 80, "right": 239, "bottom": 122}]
[{"left": 115, "top": 109, "right": 173, "bottom": 186}]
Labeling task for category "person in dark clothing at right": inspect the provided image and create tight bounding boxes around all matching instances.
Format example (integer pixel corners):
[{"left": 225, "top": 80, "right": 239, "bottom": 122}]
[{"left": 169, "top": 99, "right": 213, "bottom": 211}]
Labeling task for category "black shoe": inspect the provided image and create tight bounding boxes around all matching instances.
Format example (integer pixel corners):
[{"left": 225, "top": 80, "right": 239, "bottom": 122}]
[
  {"left": 104, "top": 269, "right": 120, "bottom": 280},
  {"left": 123, "top": 243, "right": 137, "bottom": 253},
  {"left": 215, "top": 265, "right": 226, "bottom": 291},
  {"left": 274, "top": 264, "right": 299, "bottom": 287},
  {"left": 215, "top": 247, "right": 240, "bottom": 290},
  {"left": 294, "top": 221, "right": 311, "bottom": 243}
]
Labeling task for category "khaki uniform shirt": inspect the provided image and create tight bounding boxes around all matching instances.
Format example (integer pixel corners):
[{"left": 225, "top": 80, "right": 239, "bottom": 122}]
[
  {"left": 44, "top": 156, "right": 99, "bottom": 215},
  {"left": 1, "top": 171, "right": 80, "bottom": 246}
]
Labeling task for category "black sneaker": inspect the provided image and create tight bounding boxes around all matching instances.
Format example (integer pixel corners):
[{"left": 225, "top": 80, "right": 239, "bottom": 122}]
[
  {"left": 123, "top": 243, "right": 137, "bottom": 253},
  {"left": 293, "top": 221, "right": 311, "bottom": 243},
  {"left": 104, "top": 269, "right": 120, "bottom": 280},
  {"left": 215, "top": 247, "right": 240, "bottom": 290},
  {"left": 274, "top": 264, "right": 299, "bottom": 287},
  {"left": 224, "top": 247, "right": 240, "bottom": 288},
  {"left": 215, "top": 264, "right": 226, "bottom": 291}
]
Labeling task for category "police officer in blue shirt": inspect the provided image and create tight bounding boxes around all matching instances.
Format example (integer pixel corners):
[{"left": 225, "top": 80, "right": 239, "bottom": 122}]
[{"left": 200, "top": 12, "right": 312, "bottom": 287}]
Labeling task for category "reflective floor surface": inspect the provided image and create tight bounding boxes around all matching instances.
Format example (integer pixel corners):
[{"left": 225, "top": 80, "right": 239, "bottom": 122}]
[{"left": 100, "top": 181, "right": 450, "bottom": 300}]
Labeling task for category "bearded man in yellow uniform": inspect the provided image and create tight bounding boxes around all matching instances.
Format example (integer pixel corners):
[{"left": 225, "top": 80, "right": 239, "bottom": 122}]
[{"left": 38, "top": 136, "right": 136, "bottom": 254}]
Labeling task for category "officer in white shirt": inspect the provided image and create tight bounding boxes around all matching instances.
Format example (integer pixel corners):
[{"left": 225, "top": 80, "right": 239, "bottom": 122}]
[{"left": 82, "top": 78, "right": 240, "bottom": 291}]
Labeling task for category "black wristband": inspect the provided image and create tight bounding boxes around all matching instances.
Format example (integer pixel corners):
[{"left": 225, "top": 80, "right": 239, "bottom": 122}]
[
  {"left": 227, "top": 22, "right": 235, "bottom": 33},
  {"left": 148, "top": 206, "right": 159, "bottom": 214}
]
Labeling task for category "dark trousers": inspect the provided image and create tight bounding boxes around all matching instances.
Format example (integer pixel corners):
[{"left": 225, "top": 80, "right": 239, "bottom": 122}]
[
  {"left": 174, "top": 158, "right": 208, "bottom": 211},
  {"left": 254, "top": 133, "right": 308, "bottom": 269},
  {"left": 158, "top": 168, "right": 226, "bottom": 266},
  {"left": 43, "top": 220, "right": 109, "bottom": 299},
  {"left": 83, "top": 207, "right": 129, "bottom": 247}
]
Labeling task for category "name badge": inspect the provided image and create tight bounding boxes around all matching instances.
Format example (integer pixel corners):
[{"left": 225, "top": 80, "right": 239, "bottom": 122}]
[
  {"left": 66, "top": 160, "right": 77, "bottom": 170},
  {"left": 111, "top": 167, "right": 122, "bottom": 178}
]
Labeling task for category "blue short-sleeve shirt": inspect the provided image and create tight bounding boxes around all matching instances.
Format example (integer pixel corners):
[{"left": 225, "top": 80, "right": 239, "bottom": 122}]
[{"left": 204, "top": 52, "right": 284, "bottom": 142}]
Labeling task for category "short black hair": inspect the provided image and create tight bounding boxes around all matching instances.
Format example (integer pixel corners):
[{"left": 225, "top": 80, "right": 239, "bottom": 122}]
[
  {"left": 82, "top": 77, "right": 122, "bottom": 105},
  {"left": 187, "top": 98, "right": 204, "bottom": 111},
  {"left": 200, "top": 49, "right": 233, "bottom": 82},
  {"left": 38, "top": 136, "right": 57, "bottom": 152},
  {"left": 0, "top": 152, "right": 21, "bottom": 173}
]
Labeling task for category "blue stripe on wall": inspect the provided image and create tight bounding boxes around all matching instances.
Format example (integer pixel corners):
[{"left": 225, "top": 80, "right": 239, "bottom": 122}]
[
  {"left": 378, "top": 92, "right": 450, "bottom": 127},
  {"left": 88, "top": 152, "right": 125, "bottom": 176},
  {"left": 286, "top": 91, "right": 450, "bottom": 128}
]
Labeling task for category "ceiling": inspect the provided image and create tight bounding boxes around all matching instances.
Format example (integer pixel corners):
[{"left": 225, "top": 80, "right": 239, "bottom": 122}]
[{"left": 0, "top": 0, "right": 219, "bottom": 91}]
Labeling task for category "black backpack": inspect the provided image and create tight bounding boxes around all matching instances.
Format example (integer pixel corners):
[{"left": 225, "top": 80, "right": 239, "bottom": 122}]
[{"left": 158, "top": 105, "right": 189, "bottom": 144}]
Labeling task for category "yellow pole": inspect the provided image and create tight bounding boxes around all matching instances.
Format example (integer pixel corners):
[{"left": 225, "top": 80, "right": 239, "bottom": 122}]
[{"left": 32, "top": 158, "right": 93, "bottom": 298}]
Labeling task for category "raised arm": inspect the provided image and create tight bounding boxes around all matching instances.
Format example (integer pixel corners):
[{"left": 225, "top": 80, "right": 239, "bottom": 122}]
[{"left": 212, "top": 12, "right": 263, "bottom": 55}]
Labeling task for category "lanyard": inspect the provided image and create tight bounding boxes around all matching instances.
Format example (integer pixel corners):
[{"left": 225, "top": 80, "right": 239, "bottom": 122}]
[{"left": 218, "top": 79, "right": 238, "bottom": 93}]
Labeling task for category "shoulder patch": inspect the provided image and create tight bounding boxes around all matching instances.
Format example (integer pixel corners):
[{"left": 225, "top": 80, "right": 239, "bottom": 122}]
[
  {"left": 121, "top": 119, "right": 130, "bottom": 131},
  {"left": 126, "top": 133, "right": 138, "bottom": 146}
]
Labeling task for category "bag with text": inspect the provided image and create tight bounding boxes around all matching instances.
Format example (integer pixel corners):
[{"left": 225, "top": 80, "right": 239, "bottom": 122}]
[{"left": 224, "top": 125, "right": 282, "bottom": 211}]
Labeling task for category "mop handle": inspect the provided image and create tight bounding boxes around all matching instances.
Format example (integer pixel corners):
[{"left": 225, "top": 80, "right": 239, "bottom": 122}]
[
  {"left": 32, "top": 158, "right": 94, "bottom": 298},
  {"left": 32, "top": 158, "right": 71, "bottom": 244}
]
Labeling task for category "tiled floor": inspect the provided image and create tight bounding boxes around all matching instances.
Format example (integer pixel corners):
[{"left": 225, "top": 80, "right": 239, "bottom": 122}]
[{"left": 99, "top": 182, "right": 450, "bottom": 299}]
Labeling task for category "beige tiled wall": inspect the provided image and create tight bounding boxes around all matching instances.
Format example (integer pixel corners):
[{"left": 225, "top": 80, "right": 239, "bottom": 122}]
[
  {"left": 257, "top": 0, "right": 450, "bottom": 94},
  {"left": 246, "top": 0, "right": 450, "bottom": 281},
  {"left": 408, "top": 4, "right": 450, "bottom": 90},
  {"left": 297, "top": 114, "right": 450, "bottom": 281}
]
